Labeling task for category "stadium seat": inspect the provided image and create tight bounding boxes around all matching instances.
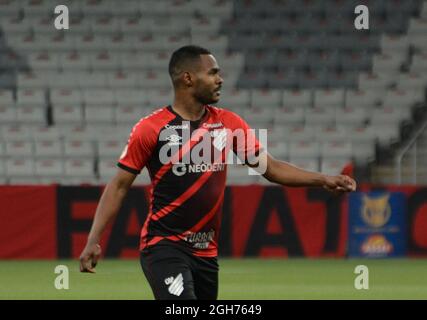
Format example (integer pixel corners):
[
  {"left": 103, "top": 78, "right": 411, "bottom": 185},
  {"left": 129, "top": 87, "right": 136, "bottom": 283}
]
[
  {"left": 289, "top": 141, "right": 320, "bottom": 159},
  {"left": 16, "top": 89, "right": 46, "bottom": 107},
  {"left": 50, "top": 89, "right": 83, "bottom": 106},
  {"left": 78, "top": 73, "right": 109, "bottom": 89},
  {"left": 5, "top": 158, "right": 35, "bottom": 177},
  {"left": 1, "top": 125, "right": 31, "bottom": 141},
  {"left": 33, "top": 126, "right": 61, "bottom": 141},
  {"left": 89, "top": 52, "right": 121, "bottom": 71},
  {"left": 345, "top": 89, "right": 380, "bottom": 108},
  {"left": 64, "top": 158, "right": 95, "bottom": 177},
  {"left": 5, "top": 140, "right": 33, "bottom": 157},
  {"left": 0, "top": 106, "right": 17, "bottom": 124},
  {"left": 114, "top": 89, "right": 148, "bottom": 106},
  {"left": 305, "top": 107, "right": 335, "bottom": 126},
  {"left": 16, "top": 106, "right": 46, "bottom": 124},
  {"left": 115, "top": 105, "right": 148, "bottom": 124},
  {"left": 219, "top": 89, "right": 251, "bottom": 109},
  {"left": 63, "top": 140, "right": 94, "bottom": 158},
  {"left": 85, "top": 106, "right": 115, "bottom": 124},
  {"left": 16, "top": 72, "right": 48, "bottom": 90},
  {"left": 321, "top": 159, "right": 351, "bottom": 175},
  {"left": 97, "top": 139, "right": 124, "bottom": 158},
  {"left": 106, "top": 72, "right": 138, "bottom": 89},
  {"left": 396, "top": 72, "right": 427, "bottom": 90},
  {"left": 273, "top": 106, "right": 305, "bottom": 125},
  {"left": 59, "top": 52, "right": 91, "bottom": 72},
  {"left": 27, "top": 52, "right": 59, "bottom": 72},
  {"left": 282, "top": 89, "right": 312, "bottom": 108},
  {"left": 250, "top": 89, "right": 282, "bottom": 109},
  {"left": 335, "top": 106, "right": 367, "bottom": 126},
  {"left": 146, "top": 88, "right": 174, "bottom": 107},
  {"left": 35, "top": 159, "right": 63, "bottom": 177},
  {"left": 382, "top": 89, "right": 419, "bottom": 108},
  {"left": 320, "top": 141, "right": 352, "bottom": 160},
  {"left": 52, "top": 104, "right": 84, "bottom": 125},
  {"left": 226, "top": 165, "right": 259, "bottom": 185},
  {"left": 0, "top": 0, "right": 22, "bottom": 18},
  {"left": 82, "top": 89, "right": 115, "bottom": 106},
  {"left": 47, "top": 72, "right": 80, "bottom": 89},
  {"left": 315, "top": 126, "right": 349, "bottom": 142},
  {"left": 313, "top": 89, "right": 345, "bottom": 108},
  {"left": 0, "top": 90, "right": 14, "bottom": 107},
  {"left": 243, "top": 107, "right": 274, "bottom": 128},
  {"left": 34, "top": 140, "right": 63, "bottom": 158}
]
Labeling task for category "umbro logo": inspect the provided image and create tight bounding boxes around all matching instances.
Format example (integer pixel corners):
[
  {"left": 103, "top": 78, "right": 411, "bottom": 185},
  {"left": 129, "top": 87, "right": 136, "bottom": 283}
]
[
  {"left": 165, "top": 134, "right": 182, "bottom": 146},
  {"left": 164, "top": 273, "right": 184, "bottom": 296}
]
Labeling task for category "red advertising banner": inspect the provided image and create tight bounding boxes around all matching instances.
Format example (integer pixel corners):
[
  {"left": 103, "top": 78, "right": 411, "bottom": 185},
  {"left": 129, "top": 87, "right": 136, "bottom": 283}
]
[
  {"left": 0, "top": 185, "right": 426, "bottom": 259},
  {"left": 0, "top": 186, "right": 57, "bottom": 258}
]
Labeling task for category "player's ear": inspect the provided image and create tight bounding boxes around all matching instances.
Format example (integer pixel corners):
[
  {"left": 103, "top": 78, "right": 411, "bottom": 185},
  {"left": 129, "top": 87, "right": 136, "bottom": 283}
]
[{"left": 183, "top": 71, "right": 193, "bottom": 87}]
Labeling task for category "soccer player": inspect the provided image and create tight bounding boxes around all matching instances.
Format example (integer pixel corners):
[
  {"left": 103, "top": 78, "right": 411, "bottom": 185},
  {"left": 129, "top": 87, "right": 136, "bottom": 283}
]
[{"left": 79, "top": 45, "right": 356, "bottom": 300}]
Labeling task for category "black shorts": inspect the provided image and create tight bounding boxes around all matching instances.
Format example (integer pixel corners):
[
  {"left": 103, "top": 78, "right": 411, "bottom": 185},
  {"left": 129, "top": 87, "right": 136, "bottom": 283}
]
[{"left": 140, "top": 241, "right": 219, "bottom": 300}]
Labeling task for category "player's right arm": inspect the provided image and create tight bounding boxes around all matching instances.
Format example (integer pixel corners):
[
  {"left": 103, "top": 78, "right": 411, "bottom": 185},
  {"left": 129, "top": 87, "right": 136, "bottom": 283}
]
[
  {"left": 80, "top": 116, "right": 158, "bottom": 273},
  {"left": 79, "top": 168, "right": 136, "bottom": 273}
]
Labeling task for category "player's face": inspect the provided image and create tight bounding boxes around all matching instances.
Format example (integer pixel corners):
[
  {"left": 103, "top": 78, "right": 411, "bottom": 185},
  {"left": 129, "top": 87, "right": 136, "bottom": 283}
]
[{"left": 193, "top": 54, "right": 223, "bottom": 105}]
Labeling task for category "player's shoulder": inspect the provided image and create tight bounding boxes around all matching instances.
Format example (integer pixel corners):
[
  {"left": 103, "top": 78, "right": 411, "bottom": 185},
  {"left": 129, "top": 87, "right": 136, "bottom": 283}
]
[
  {"left": 133, "top": 106, "right": 173, "bottom": 129},
  {"left": 207, "top": 105, "right": 244, "bottom": 122},
  {"left": 129, "top": 106, "right": 174, "bottom": 138}
]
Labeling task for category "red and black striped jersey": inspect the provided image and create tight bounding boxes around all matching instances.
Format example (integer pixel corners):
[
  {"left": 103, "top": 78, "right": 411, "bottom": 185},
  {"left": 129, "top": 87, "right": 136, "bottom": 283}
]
[{"left": 118, "top": 105, "right": 261, "bottom": 257}]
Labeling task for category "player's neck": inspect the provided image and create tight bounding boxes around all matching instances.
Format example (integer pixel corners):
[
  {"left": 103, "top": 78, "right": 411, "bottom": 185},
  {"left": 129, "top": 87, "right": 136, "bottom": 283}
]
[{"left": 172, "top": 95, "right": 206, "bottom": 121}]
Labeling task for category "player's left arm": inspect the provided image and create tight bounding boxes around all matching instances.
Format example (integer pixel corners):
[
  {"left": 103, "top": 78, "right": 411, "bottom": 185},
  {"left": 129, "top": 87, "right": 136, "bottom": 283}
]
[{"left": 260, "top": 153, "right": 356, "bottom": 194}]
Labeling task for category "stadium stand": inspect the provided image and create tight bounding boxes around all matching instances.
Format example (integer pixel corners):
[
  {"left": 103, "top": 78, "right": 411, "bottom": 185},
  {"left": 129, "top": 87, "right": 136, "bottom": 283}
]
[{"left": 0, "top": 0, "right": 426, "bottom": 185}]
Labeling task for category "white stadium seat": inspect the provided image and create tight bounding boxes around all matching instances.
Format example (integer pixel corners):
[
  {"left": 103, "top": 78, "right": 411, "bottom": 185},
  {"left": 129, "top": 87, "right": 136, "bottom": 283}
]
[
  {"left": 63, "top": 140, "right": 94, "bottom": 157},
  {"left": 0, "top": 106, "right": 17, "bottom": 123},
  {"left": 82, "top": 89, "right": 115, "bottom": 106},
  {"left": 289, "top": 141, "right": 320, "bottom": 159},
  {"left": 34, "top": 140, "right": 63, "bottom": 158},
  {"left": 1, "top": 125, "right": 31, "bottom": 141},
  {"left": 85, "top": 106, "right": 115, "bottom": 124},
  {"left": 345, "top": 89, "right": 379, "bottom": 108},
  {"left": 97, "top": 140, "right": 124, "bottom": 158},
  {"left": 35, "top": 159, "right": 63, "bottom": 177},
  {"left": 52, "top": 105, "right": 84, "bottom": 125},
  {"left": 16, "top": 89, "right": 46, "bottom": 107},
  {"left": 250, "top": 89, "right": 282, "bottom": 108},
  {"left": 282, "top": 90, "right": 312, "bottom": 108},
  {"left": 219, "top": 89, "right": 251, "bottom": 109},
  {"left": 64, "top": 159, "right": 94, "bottom": 177},
  {"left": 315, "top": 126, "right": 348, "bottom": 142},
  {"left": 0, "top": 90, "right": 15, "bottom": 107},
  {"left": 313, "top": 89, "right": 345, "bottom": 108},
  {"left": 305, "top": 107, "right": 335, "bottom": 125},
  {"left": 335, "top": 107, "right": 367, "bottom": 126},
  {"left": 273, "top": 106, "right": 305, "bottom": 125},
  {"left": 33, "top": 126, "right": 61, "bottom": 141},
  {"left": 16, "top": 72, "right": 49, "bottom": 89},
  {"left": 50, "top": 89, "right": 83, "bottom": 106},
  {"left": 285, "top": 126, "right": 315, "bottom": 142},
  {"left": 320, "top": 141, "right": 352, "bottom": 159},
  {"left": 106, "top": 72, "right": 138, "bottom": 89},
  {"left": 16, "top": 106, "right": 46, "bottom": 124},
  {"left": 59, "top": 52, "right": 91, "bottom": 72},
  {"left": 5, "top": 141, "right": 33, "bottom": 157},
  {"left": 6, "top": 159, "right": 34, "bottom": 177},
  {"left": 114, "top": 89, "right": 148, "bottom": 106}
]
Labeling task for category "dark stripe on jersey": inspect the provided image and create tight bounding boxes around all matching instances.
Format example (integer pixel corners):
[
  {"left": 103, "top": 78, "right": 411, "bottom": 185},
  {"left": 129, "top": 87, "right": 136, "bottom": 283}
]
[{"left": 117, "top": 162, "right": 140, "bottom": 175}]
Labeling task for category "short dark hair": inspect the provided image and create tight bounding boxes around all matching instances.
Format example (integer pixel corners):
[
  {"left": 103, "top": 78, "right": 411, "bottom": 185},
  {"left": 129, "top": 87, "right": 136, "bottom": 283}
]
[{"left": 168, "top": 45, "right": 211, "bottom": 81}]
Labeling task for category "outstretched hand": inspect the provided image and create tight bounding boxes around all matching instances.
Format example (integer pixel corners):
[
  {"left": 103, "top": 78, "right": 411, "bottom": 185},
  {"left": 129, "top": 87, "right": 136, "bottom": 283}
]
[
  {"left": 79, "top": 243, "right": 102, "bottom": 273},
  {"left": 323, "top": 175, "right": 357, "bottom": 195}
]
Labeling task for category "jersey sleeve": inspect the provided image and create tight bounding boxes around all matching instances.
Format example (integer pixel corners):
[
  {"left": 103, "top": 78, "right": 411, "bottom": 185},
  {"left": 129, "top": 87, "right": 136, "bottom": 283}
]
[
  {"left": 117, "top": 120, "right": 157, "bottom": 174},
  {"left": 227, "top": 111, "right": 263, "bottom": 165}
]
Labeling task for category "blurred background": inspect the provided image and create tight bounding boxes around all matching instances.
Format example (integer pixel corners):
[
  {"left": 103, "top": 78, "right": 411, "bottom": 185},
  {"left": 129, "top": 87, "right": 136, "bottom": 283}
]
[{"left": 0, "top": 0, "right": 426, "bottom": 186}]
